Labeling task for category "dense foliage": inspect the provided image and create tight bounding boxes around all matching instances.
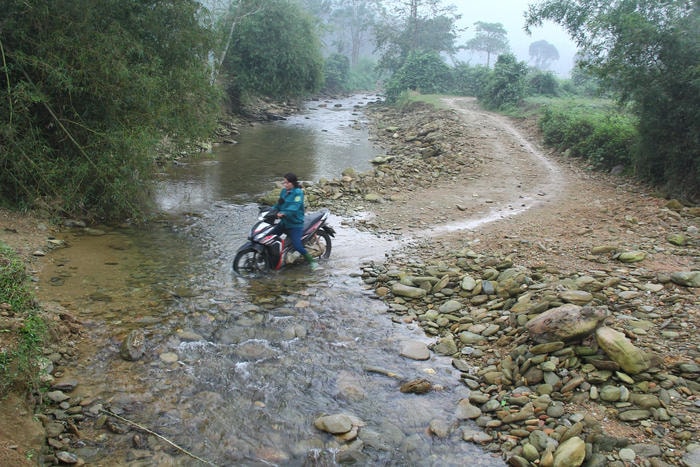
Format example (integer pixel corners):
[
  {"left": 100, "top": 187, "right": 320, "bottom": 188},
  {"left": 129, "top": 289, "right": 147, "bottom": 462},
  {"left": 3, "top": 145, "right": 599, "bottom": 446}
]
[
  {"left": 384, "top": 51, "right": 453, "bottom": 102},
  {"left": 527, "top": 70, "right": 560, "bottom": 97},
  {"left": 223, "top": 0, "right": 324, "bottom": 102},
  {"left": 348, "top": 58, "right": 383, "bottom": 91},
  {"left": 0, "top": 0, "right": 221, "bottom": 220},
  {"left": 526, "top": 0, "right": 699, "bottom": 200},
  {"left": 323, "top": 53, "right": 351, "bottom": 93},
  {"left": 373, "top": 0, "right": 461, "bottom": 74},
  {"left": 451, "top": 64, "right": 491, "bottom": 97},
  {"left": 539, "top": 102, "right": 639, "bottom": 170},
  {"left": 477, "top": 54, "right": 528, "bottom": 110}
]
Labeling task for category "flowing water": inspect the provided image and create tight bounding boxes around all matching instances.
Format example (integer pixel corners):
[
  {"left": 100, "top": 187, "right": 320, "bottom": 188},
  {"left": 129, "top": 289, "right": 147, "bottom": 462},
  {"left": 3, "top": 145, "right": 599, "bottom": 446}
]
[{"left": 37, "top": 95, "right": 504, "bottom": 466}]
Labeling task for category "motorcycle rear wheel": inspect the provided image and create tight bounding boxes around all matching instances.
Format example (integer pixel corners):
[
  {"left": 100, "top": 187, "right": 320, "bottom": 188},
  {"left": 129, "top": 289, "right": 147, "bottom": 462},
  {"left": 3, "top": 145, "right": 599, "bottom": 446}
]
[
  {"left": 233, "top": 248, "right": 269, "bottom": 276},
  {"left": 307, "top": 231, "right": 332, "bottom": 259}
]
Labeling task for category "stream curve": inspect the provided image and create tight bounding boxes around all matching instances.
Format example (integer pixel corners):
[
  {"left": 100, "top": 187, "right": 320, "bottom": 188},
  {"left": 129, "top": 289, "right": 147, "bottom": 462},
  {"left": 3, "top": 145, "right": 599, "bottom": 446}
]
[{"left": 34, "top": 95, "right": 532, "bottom": 466}]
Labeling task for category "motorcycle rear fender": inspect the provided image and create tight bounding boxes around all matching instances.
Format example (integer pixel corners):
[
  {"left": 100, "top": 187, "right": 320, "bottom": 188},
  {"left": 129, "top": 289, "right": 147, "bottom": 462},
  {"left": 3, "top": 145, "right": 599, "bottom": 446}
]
[{"left": 321, "top": 225, "right": 336, "bottom": 237}]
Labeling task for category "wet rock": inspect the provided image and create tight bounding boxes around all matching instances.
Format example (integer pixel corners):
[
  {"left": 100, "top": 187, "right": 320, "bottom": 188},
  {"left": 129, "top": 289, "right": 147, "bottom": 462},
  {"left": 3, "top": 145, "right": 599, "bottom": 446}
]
[
  {"left": 456, "top": 399, "right": 482, "bottom": 420},
  {"left": 428, "top": 419, "right": 450, "bottom": 438},
  {"left": 177, "top": 330, "right": 203, "bottom": 341},
  {"left": 119, "top": 329, "right": 146, "bottom": 361},
  {"left": 399, "top": 340, "right": 430, "bottom": 360},
  {"left": 432, "top": 335, "right": 458, "bottom": 355},
  {"left": 400, "top": 378, "right": 433, "bottom": 394},
  {"left": 106, "top": 419, "right": 130, "bottom": 434},
  {"left": 159, "top": 352, "right": 179, "bottom": 363},
  {"left": 314, "top": 414, "right": 353, "bottom": 435}
]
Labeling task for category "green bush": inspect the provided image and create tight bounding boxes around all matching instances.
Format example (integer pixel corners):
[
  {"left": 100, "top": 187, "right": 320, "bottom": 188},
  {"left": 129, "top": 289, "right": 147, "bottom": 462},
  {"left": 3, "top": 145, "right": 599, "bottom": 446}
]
[
  {"left": 384, "top": 51, "right": 453, "bottom": 103},
  {"left": 478, "top": 54, "right": 528, "bottom": 111},
  {"left": 348, "top": 59, "right": 382, "bottom": 91},
  {"left": 1, "top": 0, "right": 221, "bottom": 221},
  {"left": 451, "top": 64, "right": 490, "bottom": 97},
  {"left": 539, "top": 103, "right": 638, "bottom": 170},
  {"left": 527, "top": 70, "right": 559, "bottom": 97},
  {"left": 323, "top": 54, "right": 350, "bottom": 93}
]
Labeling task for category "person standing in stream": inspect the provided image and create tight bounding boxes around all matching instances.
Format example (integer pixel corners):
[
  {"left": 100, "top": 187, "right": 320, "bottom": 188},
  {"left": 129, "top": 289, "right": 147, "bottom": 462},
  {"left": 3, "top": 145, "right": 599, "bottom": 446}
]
[{"left": 271, "top": 173, "right": 319, "bottom": 271}]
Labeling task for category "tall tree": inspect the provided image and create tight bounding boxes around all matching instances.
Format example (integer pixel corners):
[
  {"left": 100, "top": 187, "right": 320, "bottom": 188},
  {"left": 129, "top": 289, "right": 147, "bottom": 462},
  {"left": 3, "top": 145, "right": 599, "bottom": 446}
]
[
  {"left": 464, "top": 22, "right": 510, "bottom": 68},
  {"left": 203, "top": 0, "right": 266, "bottom": 85},
  {"left": 223, "top": 0, "right": 324, "bottom": 101},
  {"left": 329, "top": 0, "right": 377, "bottom": 66},
  {"left": 526, "top": 0, "right": 699, "bottom": 200},
  {"left": 529, "top": 40, "right": 560, "bottom": 70},
  {"left": 373, "top": 0, "right": 461, "bottom": 73}
]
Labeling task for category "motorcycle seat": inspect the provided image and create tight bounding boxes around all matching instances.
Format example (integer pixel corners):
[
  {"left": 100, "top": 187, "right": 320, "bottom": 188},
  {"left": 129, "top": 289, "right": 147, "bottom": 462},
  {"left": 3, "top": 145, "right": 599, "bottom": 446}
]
[{"left": 303, "top": 209, "right": 328, "bottom": 231}]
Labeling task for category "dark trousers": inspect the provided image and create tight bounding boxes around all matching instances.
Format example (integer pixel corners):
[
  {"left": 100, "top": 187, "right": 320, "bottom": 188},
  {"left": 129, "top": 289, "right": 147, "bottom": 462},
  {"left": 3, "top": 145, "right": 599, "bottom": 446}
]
[{"left": 270, "top": 224, "right": 308, "bottom": 256}]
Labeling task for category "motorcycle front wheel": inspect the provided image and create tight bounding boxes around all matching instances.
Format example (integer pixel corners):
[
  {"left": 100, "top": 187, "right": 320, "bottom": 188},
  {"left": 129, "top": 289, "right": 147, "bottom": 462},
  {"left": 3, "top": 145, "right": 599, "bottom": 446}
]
[{"left": 233, "top": 248, "right": 269, "bottom": 276}]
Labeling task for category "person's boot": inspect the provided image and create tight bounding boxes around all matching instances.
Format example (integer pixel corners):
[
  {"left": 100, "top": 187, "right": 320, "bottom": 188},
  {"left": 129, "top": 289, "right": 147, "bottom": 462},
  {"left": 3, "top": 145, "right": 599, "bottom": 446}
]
[{"left": 303, "top": 253, "right": 319, "bottom": 271}]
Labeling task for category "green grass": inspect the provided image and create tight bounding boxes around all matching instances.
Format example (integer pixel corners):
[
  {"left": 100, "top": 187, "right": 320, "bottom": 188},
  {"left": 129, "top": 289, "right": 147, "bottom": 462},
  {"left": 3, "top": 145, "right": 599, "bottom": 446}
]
[
  {"left": 0, "top": 242, "right": 47, "bottom": 397},
  {"left": 393, "top": 91, "right": 449, "bottom": 110}
]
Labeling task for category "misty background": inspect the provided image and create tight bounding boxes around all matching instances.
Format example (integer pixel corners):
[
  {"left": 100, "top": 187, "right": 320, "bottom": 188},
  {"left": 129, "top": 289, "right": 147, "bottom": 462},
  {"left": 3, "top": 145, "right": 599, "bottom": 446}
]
[{"left": 454, "top": 1, "right": 577, "bottom": 77}]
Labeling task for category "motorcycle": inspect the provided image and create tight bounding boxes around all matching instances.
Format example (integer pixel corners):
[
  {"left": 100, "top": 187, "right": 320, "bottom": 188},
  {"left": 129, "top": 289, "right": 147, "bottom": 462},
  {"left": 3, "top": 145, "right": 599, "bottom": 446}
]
[{"left": 233, "top": 207, "right": 336, "bottom": 276}]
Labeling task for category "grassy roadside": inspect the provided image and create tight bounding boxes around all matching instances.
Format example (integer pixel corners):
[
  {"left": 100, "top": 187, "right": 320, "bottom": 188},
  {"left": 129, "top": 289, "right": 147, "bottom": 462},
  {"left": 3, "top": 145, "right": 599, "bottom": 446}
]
[{"left": 0, "top": 241, "right": 47, "bottom": 398}]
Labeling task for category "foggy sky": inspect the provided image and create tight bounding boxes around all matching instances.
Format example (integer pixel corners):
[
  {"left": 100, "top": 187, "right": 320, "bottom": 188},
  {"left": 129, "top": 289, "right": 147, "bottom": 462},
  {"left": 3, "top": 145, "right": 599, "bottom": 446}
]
[{"left": 452, "top": 0, "right": 578, "bottom": 76}]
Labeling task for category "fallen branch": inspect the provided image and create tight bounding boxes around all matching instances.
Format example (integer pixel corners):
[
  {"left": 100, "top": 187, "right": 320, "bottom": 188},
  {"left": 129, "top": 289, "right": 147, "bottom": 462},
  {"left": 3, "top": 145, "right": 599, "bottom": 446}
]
[{"left": 99, "top": 409, "right": 218, "bottom": 466}]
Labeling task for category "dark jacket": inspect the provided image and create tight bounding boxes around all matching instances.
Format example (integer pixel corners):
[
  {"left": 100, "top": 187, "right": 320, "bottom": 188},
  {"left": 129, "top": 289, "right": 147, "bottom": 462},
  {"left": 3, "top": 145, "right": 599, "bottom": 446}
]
[{"left": 273, "top": 187, "right": 305, "bottom": 228}]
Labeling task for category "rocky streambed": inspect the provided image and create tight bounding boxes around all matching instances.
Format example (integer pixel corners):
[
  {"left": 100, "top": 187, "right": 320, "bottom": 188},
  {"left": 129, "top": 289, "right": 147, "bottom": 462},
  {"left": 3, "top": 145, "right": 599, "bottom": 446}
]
[{"left": 359, "top": 244, "right": 699, "bottom": 467}]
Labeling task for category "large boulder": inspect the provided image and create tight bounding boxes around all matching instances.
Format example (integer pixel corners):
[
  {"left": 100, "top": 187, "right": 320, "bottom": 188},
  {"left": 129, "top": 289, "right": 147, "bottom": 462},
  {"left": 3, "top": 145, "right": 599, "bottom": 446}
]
[
  {"left": 595, "top": 326, "right": 652, "bottom": 375},
  {"left": 526, "top": 304, "right": 608, "bottom": 343},
  {"left": 391, "top": 283, "right": 427, "bottom": 299},
  {"left": 670, "top": 271, "right": 700, "bottom": 287}
]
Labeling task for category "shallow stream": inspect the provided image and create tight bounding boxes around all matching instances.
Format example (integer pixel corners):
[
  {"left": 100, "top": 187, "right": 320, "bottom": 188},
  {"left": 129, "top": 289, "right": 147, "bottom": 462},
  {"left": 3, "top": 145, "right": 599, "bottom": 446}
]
[{"left": 37, "top": 95, "right": 504, "bottom": 466}]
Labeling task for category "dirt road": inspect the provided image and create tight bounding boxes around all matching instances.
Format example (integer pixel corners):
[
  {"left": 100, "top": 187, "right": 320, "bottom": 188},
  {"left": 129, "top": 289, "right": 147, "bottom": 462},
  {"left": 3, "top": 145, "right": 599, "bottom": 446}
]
[{"left": 364, "top": 97, "right": 696, "bottom": 276}]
